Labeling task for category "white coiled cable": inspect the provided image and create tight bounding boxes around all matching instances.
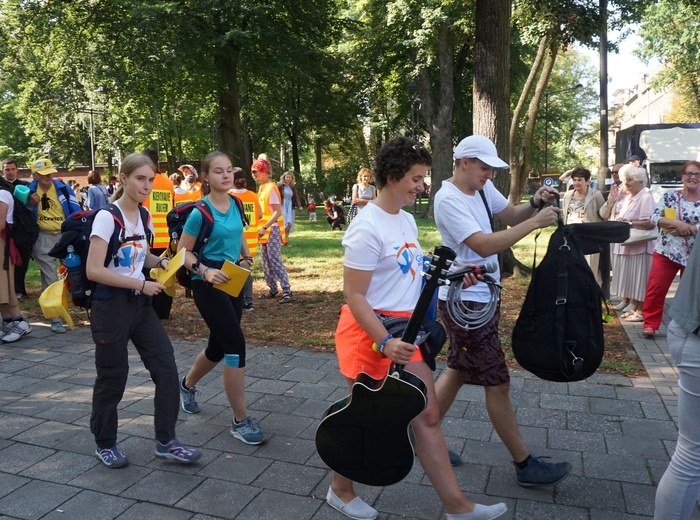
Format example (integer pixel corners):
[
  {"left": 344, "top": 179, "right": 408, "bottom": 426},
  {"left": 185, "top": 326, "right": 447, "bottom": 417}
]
[{"left": 444, "top": 275, "right": 501, "bottom": 330}]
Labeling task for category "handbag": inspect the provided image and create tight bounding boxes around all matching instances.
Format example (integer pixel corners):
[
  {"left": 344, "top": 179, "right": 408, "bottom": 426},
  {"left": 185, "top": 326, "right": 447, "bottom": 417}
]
[
  {"left": 347, "top": 203, "right": 358, "bottom": 223},
  {"left": 622, "top": 224, "right": 658, "bottom": 245},
  {"left": 375, "top": 313, "right": 446, "bottom": 371}
]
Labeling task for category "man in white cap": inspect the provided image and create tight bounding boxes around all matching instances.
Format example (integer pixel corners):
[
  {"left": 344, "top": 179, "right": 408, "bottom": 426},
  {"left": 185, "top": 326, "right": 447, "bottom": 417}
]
[
  {"left": 27, "top": 158, "right": 81, "bottom": 333},
  {"left": 433, "top": 135, "right": 572, "bottom": 487}
]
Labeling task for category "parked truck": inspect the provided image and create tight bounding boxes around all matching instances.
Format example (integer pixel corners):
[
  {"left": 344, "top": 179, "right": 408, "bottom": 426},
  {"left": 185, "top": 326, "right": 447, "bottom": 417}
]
[{"left": 615, "top": 123, "right": 700, "bottom": 201}]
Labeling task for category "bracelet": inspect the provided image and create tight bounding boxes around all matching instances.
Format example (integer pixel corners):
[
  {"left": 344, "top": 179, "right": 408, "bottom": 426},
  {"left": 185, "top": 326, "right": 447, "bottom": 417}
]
[
  {"left": 529, "top": 197, "right": 538, "bottom": 209},
  {"left": 157, "top": 258, "right": 166, "bottom": 269},
  {"left": 242, "top": 256, "right": 253, "bottom": 264},
  {"left": 201, "top": 267, "right": 210, "bottom": 280},
  {"left": 372, "top": 334, "right": 393, "bottom": 354},
  {"left": 140, "top": 279, "right": 146, "bottom": 292}
]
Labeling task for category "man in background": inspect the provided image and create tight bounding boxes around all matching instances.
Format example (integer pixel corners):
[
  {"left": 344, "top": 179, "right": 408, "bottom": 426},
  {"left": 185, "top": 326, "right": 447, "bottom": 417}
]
[
  {"left": 3, "top": 158, "right": 33, "bottom": 299},
  {"left": 141, "top": 148, "right": 175, "bottom": 319}
]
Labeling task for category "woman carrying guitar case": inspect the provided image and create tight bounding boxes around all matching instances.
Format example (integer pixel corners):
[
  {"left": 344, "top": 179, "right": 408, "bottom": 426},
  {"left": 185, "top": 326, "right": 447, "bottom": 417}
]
[{"left": 316, "top": 137, "right": 507, "bottom": 520}]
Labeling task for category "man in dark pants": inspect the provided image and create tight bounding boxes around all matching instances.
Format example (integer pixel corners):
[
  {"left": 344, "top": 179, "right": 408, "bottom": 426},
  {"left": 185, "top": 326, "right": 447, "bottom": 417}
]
[
  {"left": 140, "top": 148, "right": 175, "bottom": 319},
  {"left": 2, "top": 158, "right": 31, "bottom": 298}
]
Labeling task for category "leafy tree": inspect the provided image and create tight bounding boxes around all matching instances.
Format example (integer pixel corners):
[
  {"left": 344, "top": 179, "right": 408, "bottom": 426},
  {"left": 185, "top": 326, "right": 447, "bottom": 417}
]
[{"left": 637, "top": 0, "right": 700, "bottom": 121}]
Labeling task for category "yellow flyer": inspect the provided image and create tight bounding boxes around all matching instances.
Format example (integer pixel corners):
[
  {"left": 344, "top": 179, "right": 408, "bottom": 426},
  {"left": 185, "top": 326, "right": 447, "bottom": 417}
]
[
  {"left": 153, "top": 247, "right": 186, "bottom": 285},
  {"left": 214, "top": 260, "right": 250, "bottom": 297},
  {"left": 663, "top": 208, "right": 676, "bottom": 232}
]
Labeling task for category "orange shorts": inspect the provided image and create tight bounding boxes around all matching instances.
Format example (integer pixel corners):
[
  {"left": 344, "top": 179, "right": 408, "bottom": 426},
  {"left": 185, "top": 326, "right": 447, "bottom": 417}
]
[{"left": 335, "top": 304, "right": 424, "bottom": 380}]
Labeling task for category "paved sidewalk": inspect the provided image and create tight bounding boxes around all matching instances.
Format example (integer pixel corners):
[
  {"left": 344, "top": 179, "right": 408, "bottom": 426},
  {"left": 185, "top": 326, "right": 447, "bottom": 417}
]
[{"left": 0, "top": 285, "right": 695, "bottom": 520}]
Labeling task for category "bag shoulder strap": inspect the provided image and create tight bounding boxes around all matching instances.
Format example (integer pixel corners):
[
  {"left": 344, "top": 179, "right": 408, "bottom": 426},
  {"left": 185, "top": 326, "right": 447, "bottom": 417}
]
[
  {"left": 228, "top": 194, "right": 249, "bottom": 227},
  {"left": 478, "top": 190, "right": 494, "bottom": 232}
]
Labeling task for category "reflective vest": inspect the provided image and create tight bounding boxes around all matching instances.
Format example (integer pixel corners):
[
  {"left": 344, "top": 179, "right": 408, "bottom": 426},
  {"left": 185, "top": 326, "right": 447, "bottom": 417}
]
[
  {"left": 229, "top": 189, "right": 261, "bottom": 257},
  {"left": 174, "top": 185, "right": 203, "bottom": 207},
  {"left": 142, "top": 173, "right": 175, "bottom": 249},
  {"left": 258, "top": 182, "right": 284, "bottom": 245}
]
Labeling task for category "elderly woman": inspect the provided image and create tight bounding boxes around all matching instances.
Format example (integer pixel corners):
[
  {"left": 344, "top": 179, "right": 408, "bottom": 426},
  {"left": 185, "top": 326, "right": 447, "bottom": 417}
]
[
  {"left": 642, "top": 160, "right": 700, "bottom": 337},
  {"left": 605, "top": 167, "right": 655, "bottom": 322},
  {"left": 562, "top": 166, "right": 605, "bottom": 284}
]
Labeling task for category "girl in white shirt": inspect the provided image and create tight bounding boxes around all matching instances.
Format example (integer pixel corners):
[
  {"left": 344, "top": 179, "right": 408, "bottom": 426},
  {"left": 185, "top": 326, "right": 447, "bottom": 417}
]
[{"left": 86, "top": 153, "right": 201, "bottom": 469}]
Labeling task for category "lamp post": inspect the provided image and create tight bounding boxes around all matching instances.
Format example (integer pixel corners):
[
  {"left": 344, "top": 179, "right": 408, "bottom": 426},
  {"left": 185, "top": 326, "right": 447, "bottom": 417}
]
[{"left": 544, "top": 83, "right": 583, "bottom": 174}]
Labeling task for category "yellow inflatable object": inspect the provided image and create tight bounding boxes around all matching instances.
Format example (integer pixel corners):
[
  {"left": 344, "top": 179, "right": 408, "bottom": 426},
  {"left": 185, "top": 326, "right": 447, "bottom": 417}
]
[{"left": 38, "top": 280, "right": 74, "bottom": 330}]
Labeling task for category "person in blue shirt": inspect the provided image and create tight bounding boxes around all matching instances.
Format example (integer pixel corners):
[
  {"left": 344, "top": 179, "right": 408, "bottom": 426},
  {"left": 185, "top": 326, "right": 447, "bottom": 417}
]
[{"left": 176, "top": 151, "right": 263, "bottom": 445}]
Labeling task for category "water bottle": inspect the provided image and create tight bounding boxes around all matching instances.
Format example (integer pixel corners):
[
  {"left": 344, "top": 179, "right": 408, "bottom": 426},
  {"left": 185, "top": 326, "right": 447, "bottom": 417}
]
[{"left": 64, "top": 245, "right": 84, "bottom": 301}]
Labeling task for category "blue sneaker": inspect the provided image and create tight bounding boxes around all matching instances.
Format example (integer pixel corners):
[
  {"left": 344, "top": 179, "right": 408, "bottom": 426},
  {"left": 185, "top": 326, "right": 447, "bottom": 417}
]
[
  {"left": 95, "top": 445, "right": 128, "bottom": 468},
  {"left": 179, "top": 377, "right": 200, "bottom": 414},
  {"left": 230, "top": 416, "right": 264, "bottom": 445},
  {"left": 515, "top": 455, "right": 571, "bottom": 487},
  {"left": 154, "top": 439, "right": 202, "bottom": 463}
]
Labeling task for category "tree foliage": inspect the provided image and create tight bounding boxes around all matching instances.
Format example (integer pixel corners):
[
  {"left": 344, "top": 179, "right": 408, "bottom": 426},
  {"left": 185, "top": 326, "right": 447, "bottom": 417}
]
[{"left": 637, "top": 0, "right": 700, "bottom": 121}]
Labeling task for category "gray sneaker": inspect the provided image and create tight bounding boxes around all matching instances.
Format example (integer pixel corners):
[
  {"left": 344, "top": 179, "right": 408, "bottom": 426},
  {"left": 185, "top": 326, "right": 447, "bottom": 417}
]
[
  {"left": 179, "top": 377, "right": 200, "bottom": 414},
  {"left": 1, "top": 319, "right": 31, "bottom": 344},
  {"left": 230, "top": 416, "right": 264, "bottom": 445},
  {"left": 515, "top": 455, "right": 571, "bottom": 487}
]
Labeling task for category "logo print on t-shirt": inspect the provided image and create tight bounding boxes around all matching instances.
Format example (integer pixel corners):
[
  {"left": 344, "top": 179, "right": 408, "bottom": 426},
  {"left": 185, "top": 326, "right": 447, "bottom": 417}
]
[
  {"left": 395, "top": 241, "right": 418, "bottom": 280},
  {"left": 116, "top": 242, "right": 144, "bottom": 273}
]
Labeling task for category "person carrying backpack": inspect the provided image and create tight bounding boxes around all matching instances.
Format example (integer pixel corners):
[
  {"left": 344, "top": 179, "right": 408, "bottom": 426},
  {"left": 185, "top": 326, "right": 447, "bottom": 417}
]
[
  {"left": 0, "top": 177, "right": 32, "bottom": 343},
  {"left": 86, "top": 153, "right": 201, "bottom": 468},
  {"left": 27, "top": 158, "right": 82, "bottom": 333},
  {"left": 176, "top": 151, "right": 264, "bottom": 445},
  {"left": 432, "top": 135, "right": 572, "bottom": 487}
]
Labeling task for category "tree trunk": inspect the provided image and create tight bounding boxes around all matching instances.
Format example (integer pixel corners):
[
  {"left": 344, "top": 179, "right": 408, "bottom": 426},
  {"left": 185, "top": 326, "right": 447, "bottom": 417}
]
[
  {"left": 509, "top": 34, "right": 549, "bottom": 198},
  {"left": 315, "top": 137, "right": 323, "bottom": 184},
  {"left": 416, "top": 22, "right": 454, "bottom": 218},
  {"left": 217, "top": 50, "right": 246, "bottom": 173},
  {"left": 512, "top": 42, "right": 558, "bottom": 204},
  {"left": 473, "top": 0, "right": 524, "bottom": 275}
]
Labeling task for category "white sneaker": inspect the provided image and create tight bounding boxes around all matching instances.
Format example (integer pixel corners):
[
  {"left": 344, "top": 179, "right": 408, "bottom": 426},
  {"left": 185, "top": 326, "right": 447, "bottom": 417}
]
[
  {"left": 2, "top": 320, "right": 32, "bottom": 343},
  {"left": 0, "top": 320, "right": 10, "bottom": 340}
]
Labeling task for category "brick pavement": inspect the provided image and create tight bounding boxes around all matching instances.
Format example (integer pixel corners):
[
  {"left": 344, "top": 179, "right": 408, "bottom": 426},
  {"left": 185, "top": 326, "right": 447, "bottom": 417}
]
[{"left": 0, "top": 283, "right": 695, "bottom": 519}]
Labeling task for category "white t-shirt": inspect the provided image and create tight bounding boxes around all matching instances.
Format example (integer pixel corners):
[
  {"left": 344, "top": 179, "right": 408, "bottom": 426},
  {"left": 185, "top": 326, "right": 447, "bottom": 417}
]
[
  {"left": 434, "top": 179, "right": 508, "bottom": 303},
  {"left": 342, "top": 203, "right": 423, "bottom": 311},
  {"left": 90, "top": 201, "right": 153, "bottom": 281},
  {"left": 0, "top": 190, "right": 15, "bottom": 224}
]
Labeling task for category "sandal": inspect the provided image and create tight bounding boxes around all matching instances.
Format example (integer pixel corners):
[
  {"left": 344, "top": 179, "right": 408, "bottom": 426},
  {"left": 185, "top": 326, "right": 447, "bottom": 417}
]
[
  {"left": 279, "top": 292, "right": 293, "bottom": 304},
  {"left": 620, "top": 310, "right": 635, "bottom": 319},
  {"left": 259, "top": 291, "right": 278, "bottom": 299},
  {"left": 624, "top": 312, "right": 644, "bottom": 322},
  {"left": 643, "top": 327, "right": 655, "bottom": 338}
]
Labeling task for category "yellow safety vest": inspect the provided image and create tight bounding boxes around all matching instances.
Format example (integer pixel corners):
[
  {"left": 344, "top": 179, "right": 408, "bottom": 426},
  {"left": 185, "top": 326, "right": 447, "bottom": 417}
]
[
  {"left": 142, "top": 173, "right": 174, "bottom": 249},
  {"left": 230, "top": 189, "right": 261, "bottom": 257},
  {"left": 257, "top": 182, "right": 284, "bottom": 245}
]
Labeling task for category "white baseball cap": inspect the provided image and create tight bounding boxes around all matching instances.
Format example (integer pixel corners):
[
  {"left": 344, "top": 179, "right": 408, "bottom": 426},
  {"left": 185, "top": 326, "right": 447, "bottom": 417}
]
[{"left": 454, "top": 135, "right": 509, "bottom": 169}]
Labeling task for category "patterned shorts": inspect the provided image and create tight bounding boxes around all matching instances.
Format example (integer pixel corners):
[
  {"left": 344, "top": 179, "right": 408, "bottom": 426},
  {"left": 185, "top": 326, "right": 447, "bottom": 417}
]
[{"left": 438, "top": 300, "right": 509, "bottom": 387}]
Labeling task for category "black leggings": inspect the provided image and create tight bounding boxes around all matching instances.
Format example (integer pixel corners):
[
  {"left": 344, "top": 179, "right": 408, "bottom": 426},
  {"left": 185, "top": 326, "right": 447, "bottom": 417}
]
[{"left": 192, "top": 279, "right": 246, "bottom": 366}]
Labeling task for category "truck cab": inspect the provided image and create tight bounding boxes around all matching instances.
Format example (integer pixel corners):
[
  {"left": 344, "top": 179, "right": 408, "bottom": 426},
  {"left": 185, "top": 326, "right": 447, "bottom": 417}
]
[{"left": 615, "top": 123, "right": 700, "bottom": 202}]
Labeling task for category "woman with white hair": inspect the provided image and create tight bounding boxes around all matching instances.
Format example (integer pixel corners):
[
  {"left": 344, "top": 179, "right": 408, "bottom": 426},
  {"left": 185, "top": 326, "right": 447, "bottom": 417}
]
[
  {"left": 601, "top": 163, "right": 632, "bottom": 313},
  {"left": 604, "top": 167, "right": 656, "bottom": 321}
]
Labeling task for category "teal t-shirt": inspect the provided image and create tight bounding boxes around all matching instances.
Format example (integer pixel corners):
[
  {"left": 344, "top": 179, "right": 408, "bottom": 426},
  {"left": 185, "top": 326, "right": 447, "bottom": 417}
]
[{"left": 183, "top": 196, "right": 243, "bottom": 280}]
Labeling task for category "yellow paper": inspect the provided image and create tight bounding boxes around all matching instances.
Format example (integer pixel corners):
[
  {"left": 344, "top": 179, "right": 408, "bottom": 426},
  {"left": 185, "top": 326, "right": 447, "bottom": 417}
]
[
  {"left": 663, "top": 208, "right": 676, "bottom": 232},
  {"left": 153, "top": 247, "right": 186, "bottom": 285},
  {"left": 214, "top": 260, "right": 250, "bottom": 297}
]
